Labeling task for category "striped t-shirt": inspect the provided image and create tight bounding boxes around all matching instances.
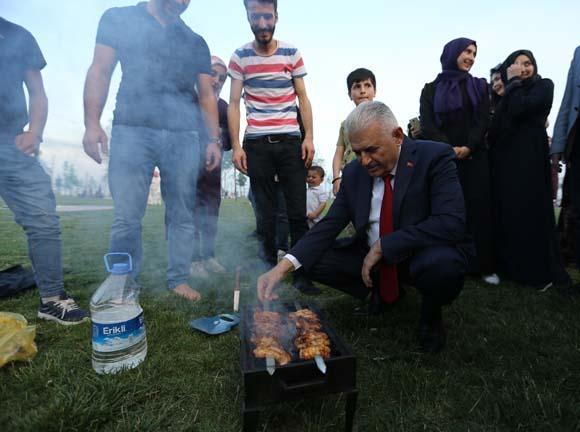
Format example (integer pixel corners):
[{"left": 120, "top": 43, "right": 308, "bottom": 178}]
[{"left": 228, "top": 40, "right": 307, "bottom": 138}]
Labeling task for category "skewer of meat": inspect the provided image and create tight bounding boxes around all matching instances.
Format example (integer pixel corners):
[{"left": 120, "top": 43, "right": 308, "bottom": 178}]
[
  {"left": 290, "top": 304, "right": 330, "bottom": 373},
  {"left": 252, "top": 309, "right": 291, "bottom": 372}
]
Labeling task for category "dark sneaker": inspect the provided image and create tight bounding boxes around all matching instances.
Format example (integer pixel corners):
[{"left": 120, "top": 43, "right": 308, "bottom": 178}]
[
  {"left": 38, "top": 295, "right": 89, "bottom": 325},
  {"left": 417, "top": 320, "right": 447, "bottom": 354}
]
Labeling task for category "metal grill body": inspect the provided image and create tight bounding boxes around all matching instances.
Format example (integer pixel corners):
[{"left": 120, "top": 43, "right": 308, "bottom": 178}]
[{"left": 240, "top": 304, "right": 358, "bottom": 431}]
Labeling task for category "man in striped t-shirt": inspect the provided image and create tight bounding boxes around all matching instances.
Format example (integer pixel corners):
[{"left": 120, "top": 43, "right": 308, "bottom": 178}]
[{"left": 228, "top": 0, "right": 317, "bottom": 293}]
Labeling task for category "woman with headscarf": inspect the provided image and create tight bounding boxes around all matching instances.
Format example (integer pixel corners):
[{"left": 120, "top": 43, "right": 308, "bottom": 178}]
[
  {"left": 489, "top": 63, "right": 504, "bottom": 115},
  {"left": 419, "top": 37, "right": 499, "bottom": 285},
  {"left": 488, "top": 49, "right": 570, "bottom": 289}
]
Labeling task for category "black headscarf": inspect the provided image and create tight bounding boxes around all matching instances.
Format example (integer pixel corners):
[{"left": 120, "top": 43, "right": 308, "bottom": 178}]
[
  {"left": 489, "top": 63, "right": 503, "bottom": 110},
  {"left": 500, "top": 49, "right": 541, "bottom": 87}
]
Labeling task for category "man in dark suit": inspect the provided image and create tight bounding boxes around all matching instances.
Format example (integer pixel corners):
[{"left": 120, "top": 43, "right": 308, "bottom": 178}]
[{"left": 257, "top": 101, "right": 472, "bottom": 353}]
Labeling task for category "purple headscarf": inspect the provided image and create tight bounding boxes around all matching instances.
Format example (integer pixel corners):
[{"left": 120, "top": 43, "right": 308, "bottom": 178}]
[{"left": 433, "top": 37, "right": 488, "bottom": 125}]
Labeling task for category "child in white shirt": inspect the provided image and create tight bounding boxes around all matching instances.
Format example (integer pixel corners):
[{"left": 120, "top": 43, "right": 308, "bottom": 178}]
[{"left": 306, "top": 166, "right": 329, "bottom": 228}]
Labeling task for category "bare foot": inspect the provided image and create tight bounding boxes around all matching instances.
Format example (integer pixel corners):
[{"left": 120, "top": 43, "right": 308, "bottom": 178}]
[{"left": 172, "top": 284, "right": 202, "bottom": 301}]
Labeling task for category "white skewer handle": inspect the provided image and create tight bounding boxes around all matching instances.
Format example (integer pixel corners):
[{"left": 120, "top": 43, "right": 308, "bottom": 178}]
[
  {"left": 266, "top": 357, "right": 276, "bottom": 375},
  {"left": 315, "top": 355, "right": 327, "bottom": 374},
  {"left": 233, "top": 290, "right": 240, "bottom": 312}
]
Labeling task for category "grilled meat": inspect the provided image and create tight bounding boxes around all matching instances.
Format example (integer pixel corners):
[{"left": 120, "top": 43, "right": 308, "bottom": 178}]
[
  {"left": 252, "top": 310, "right": 291, "bottom": 365},
  {"left": 291, "top": 309, "right": 331, "bottom": 360},
  {"left": 253, "top": 340, "right": 291, "bottom": 365},
  {"left": 299, "top": 345, "right": 331, "bottom": 360}
]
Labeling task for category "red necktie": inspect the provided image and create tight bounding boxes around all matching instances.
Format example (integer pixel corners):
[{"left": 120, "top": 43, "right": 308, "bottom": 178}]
[{"left": 379, "top": 175, "right": 399, "bottom": 304}]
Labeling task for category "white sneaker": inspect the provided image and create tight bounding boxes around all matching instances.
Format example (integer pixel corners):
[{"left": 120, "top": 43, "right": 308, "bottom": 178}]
[
  {"left": 482, "top": 273, "right": 500, "bottom": 285},
  {"left": 277, "top": 249, "right": 286, "bottom": 263},
  {"left": 190, "top": 261, "right": 210, "bottom": 279},
  {"left": 204, "top": 257, "right": 226, "bottom": 274}
]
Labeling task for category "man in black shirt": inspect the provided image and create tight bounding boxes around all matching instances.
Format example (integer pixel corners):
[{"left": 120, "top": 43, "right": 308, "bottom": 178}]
[
  {"left": 83, "top": 0, "right": 220, "bottom": 301},
  {"left": 0, "top": 17, "right": 88, "bottom": 324}
]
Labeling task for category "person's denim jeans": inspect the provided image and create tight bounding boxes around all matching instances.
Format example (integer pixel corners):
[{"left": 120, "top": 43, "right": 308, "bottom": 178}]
[
  {"left": 192, "top": 152, "right": 222, "bottom": 261},
  {"left": 0, "top": 133, "right": 64, "bottom": 298},
  {"left": 108, "top": 125, "right": 200, "bottom": 289}
]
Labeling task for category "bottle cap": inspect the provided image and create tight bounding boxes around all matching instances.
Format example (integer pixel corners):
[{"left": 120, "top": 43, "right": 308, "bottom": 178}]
[{"left": 110, "top": 263, "right": 130, "bottom": 274}]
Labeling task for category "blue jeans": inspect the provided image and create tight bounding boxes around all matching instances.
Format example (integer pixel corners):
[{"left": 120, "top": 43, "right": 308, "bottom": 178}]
[
  {"left": 0, "top": 133, "right": 64, "bottom": 298},
  {"left": 108, "top": 125, "right": 200, "bottom": 289}
]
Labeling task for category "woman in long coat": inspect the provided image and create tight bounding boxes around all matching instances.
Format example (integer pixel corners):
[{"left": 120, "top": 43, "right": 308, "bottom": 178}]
[
  {"left": 488, "top": 49, "right": 569, "bottom": 288},
  {"left": 420, "top": 37, "right": 499, "bottom": 284}
]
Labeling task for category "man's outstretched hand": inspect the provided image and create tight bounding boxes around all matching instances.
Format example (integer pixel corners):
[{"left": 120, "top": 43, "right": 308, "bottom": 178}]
[{"left": 256, "top": 259, "right": 295, "bottom": 302}]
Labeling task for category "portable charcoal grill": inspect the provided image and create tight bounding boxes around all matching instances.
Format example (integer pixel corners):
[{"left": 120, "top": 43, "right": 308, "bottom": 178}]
[{"left": 239, "top": 303, "right": 358, "bottom": 432}]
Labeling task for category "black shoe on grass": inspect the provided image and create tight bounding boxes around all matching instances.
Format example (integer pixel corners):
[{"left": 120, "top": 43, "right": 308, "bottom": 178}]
[{"left": 38, "top": 295, "right": 89, "bottom": 325}]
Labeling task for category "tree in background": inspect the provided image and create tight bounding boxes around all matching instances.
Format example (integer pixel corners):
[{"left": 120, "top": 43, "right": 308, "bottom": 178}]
[{"left": 62, "top": 161, "right": 80, "bottom": 196}]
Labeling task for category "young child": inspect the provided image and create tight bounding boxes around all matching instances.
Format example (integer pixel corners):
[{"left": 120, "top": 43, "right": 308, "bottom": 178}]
[
  {"left": 331, "top": 68, "right": 377, "bottom": 196},
  {"left": 306, "top": 166, "right": 329, "bottom": 228}
]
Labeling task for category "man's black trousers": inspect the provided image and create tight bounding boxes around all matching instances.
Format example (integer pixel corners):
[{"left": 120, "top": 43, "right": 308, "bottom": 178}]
[{"left": 244, "top": 134, "right": 308, "bottom": 265}]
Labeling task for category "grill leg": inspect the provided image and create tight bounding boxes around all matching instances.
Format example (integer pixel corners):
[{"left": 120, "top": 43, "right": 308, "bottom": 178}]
[
  {"left": 344, "top": 390, "right": 358, "bottom": 432},
  {"left": 242, "top": 403, "right": 261, "bottom": 432}
]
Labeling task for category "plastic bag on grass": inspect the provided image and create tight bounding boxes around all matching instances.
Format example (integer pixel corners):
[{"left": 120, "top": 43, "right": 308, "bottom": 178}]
[{"left": 0, "top": 312, "right": 37, "bottom": 367}]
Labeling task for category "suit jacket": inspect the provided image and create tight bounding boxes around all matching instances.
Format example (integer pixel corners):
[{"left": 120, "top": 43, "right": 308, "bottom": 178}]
[
  {"left": 551, "top": 45, "right": 580, "bottom": 158},
  {"left": 289, "top": 137, "right": 468, "bottom": 271}
]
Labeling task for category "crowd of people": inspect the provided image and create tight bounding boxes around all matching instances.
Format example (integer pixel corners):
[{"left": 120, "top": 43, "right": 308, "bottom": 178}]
[{"left": 1, "top": 0, "right": 579, "bottom": 353}]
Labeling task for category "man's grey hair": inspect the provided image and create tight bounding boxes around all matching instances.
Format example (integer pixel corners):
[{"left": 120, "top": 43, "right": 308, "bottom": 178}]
[{"left": 344, "top": 101, "right": 399, "bottom": 137}]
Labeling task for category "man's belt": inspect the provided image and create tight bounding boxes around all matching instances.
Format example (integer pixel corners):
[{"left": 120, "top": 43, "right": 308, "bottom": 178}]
[{"left": 245, "top": 133, "right": 301, "bottom": 144}]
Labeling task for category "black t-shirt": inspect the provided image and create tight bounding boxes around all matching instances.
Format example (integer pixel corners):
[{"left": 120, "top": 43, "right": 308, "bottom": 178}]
[
  {"left": 218, "top": 98, "right": 231, "bottom": 151},
  {"left": 96, "top": 3, "right": 211, "bottom": 131},
  {"left": 0, "top": 17, "right": 46, "bottom": 135}
]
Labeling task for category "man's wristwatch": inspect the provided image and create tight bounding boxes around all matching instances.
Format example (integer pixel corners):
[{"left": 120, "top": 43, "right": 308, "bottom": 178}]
[{"left": 208, "top": 136, "right": 222, "bottom": 147}]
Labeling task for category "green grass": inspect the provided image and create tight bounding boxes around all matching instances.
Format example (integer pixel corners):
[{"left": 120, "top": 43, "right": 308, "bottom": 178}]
[{"left": 1, "top": 198, "right": 580, "bottom": 431}]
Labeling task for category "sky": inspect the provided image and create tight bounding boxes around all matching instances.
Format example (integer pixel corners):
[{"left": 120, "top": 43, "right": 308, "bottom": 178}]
[{"left": 1, "top": 0, "right": 579, "bottom": 181}]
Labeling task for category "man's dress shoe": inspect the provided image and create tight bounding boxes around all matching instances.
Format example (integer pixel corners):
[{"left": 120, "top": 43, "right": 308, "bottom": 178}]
[{"left": 417, "top": 320, "right": 446, "bottom": 353}]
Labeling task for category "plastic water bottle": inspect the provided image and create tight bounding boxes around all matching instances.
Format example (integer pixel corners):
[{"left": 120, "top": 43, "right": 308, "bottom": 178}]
[{"left": 91, "top": 253, "right": 147, "bottom": 374}]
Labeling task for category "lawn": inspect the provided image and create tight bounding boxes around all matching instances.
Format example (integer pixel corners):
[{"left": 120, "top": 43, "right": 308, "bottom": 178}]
[{"left": 1, "top": 198, "right": 579, "bottom": 431}]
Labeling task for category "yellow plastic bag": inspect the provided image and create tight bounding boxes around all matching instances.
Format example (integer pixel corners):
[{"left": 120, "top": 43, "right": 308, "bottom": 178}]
[{"left": 0, "top": 312, "right": 37, "bottom": 367}]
